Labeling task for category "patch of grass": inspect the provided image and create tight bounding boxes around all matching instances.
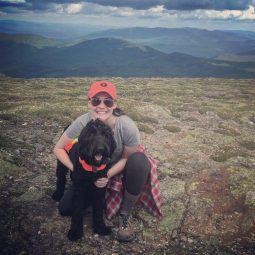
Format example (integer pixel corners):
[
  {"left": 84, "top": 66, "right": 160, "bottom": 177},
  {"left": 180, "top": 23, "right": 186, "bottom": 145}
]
[
  {"left": 227, "top": 166, "right": 255, "bottom": 199},
  {"left": 0, "top": 103, "right": 15, "bottom": 111},
  {"left": 184, "top": 116, "right": 199, "bottom": 122},
  {"left": 198, "top": 106, "right": 213, "bottom": 115},
  {"left": 142, "top": 97, "right": 153, "bottom": 103},
  {"left": 175, "top": 91, "right": 186, "bottom": 97},
  {"left": 0, "top": 159, "right": 19, "bottom": 177},
  {"left": 0, "top": 135, "right": 12, "bottom": 149},
  {"left": 169, "top": 105, "right": 183, "bottom": 118},
  {"left": 159, "top": 201, "right": 186, "bottom": 233},
  {"left": 0, "top": 135, "right": 34, "bottom": 167},
  {"left": 164, "top": 125, "right": 181, "bottom": 133},
  {"left": 210, "top": 146, "right": 247, "bottom": 162},
  {"left": 171, "top": 112, "right": 181, "bottom": 118},
  {"left": 137, "top": 123, "right": 154, "bottom": 134},
  {"left": 249, "top": 115, "right": 255, "bottom": 123},
  {"left": 14, "top": 187, "right": 44, "bottom": 202},
  {"left": 128, "top": 110, "right": 158, "bottom": 124},
  {"left": 1, "top": 135, "right": 24, "bottom": 149},
  {"left": 30, "top": 107, "right": 73, "bottom": 120},
  {"left": 198, "top": 108, "right": 207, "bottom": 115},
  {"left": 216, "top": 110, "right": 234, "bottom": 120},
  {"left": 126, "top": 111, "right": 142, "bottom": 122},
  {"left": 19, "top": 102, "right": 87, "bottom": 124},
  {"left": 141, "top": 115, "right": 159, "bottom": 124},
  {"left": 0, "top": 113, "right": 19, "bottom": 122},
  {"left": 237, "top": 105, "right": 254, "bottom": 112},
  {"left": 239, "top": 140, "right": 255, "bottom": 150},
  {"left": 241, "top": 215, "right": 254, "bottom": 233},
  {"left": 0, "top": 134, "right": 34, "bottom": 151},
  {"left": 215, "top": 127, "right": 241, "bottom": 137}
]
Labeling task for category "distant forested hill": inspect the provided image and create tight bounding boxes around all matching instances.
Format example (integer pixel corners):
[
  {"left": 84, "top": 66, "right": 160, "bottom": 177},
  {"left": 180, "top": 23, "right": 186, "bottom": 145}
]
[
  {"left": 0, "top": 20, "right": 108, "bottom": 39},
  {"left": 0, "top": 32, "right": 65, "bottom": 48},
  {"left": 86, "top": 27, "right": 255, "bottom": 58},
  {"left": 0, "top": 36, "right": 254, "bottom": 78},
  {"left": 1, "top": 20, "right": 255, "bottom": 58}
]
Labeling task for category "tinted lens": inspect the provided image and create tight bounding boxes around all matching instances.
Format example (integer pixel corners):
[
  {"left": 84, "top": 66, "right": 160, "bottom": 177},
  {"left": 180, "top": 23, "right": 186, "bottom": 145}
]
[
  {"left": 91, "top": 97, "right": 101, "bottom": 106},
  {"left": 90, "top": 98, "right": 114, "bottom": 108},
  {"left": 104, "top": 98, "right": 114, "bottom": 108}
]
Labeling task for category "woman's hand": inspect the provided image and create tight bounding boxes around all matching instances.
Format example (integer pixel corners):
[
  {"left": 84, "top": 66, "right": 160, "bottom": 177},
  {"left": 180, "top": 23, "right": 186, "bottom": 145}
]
[{"left": 94, "top": 177, "right": 109, "bottom": 188}]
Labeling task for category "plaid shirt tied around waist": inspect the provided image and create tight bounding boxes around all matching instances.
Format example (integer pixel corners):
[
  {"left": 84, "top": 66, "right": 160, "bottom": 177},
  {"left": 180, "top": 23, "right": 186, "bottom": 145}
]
[{"left": 105, "top": 145, "right": 163, "bottom": 220}]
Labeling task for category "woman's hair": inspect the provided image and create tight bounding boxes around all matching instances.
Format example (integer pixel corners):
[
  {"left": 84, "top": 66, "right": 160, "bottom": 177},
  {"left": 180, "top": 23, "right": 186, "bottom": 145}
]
[{"left": 113, "top": 107, "right": 125, "bottom": 116}]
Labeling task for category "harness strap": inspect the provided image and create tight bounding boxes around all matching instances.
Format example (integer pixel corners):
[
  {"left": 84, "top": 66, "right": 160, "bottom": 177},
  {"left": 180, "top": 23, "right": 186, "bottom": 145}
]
[
  {"left": 79, "top": 157, "right": 106, "bottom": 172},
  {"left": 65, "top": 139, "right": 106, "bottom": 172}
]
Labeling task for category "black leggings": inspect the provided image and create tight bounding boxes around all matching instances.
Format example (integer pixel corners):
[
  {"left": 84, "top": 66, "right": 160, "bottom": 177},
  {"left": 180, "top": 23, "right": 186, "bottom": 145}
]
[
  {"left": 123, "top": 151, "right": 151, "bottom": 195},
  {"left": 58, "top": 151, "right": 151, "bottom": 216}
]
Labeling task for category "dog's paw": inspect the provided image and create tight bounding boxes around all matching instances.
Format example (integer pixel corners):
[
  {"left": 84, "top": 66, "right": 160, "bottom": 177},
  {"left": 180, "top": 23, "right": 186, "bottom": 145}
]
[
  {"left": 51, "top": 190, "right": 64, "bottom": 201},
  {"left": 93, "top": 225, "right": 112, "bottom": 236},
  {"left": 67, "top": 229, "right": 83, "bottom": 241}
]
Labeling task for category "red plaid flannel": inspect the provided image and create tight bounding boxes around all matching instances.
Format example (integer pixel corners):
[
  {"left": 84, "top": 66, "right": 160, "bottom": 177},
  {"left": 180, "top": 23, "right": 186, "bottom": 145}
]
[{"left": 105, "top": 145, "right": 163, "bottom": 220}]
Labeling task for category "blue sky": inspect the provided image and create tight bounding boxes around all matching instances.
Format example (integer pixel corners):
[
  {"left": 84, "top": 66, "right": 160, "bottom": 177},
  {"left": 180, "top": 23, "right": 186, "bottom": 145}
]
[{"left": 0, "top": 0, "right": 255, "bottom": 31}]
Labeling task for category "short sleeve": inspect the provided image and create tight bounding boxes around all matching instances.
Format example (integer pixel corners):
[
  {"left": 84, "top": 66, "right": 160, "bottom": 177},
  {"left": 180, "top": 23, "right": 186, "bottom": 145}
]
[
  {"left": 65, "top": 113, "right": 91, "bottom": 139},
  {"left": 120, "top": 116, "right": 140, "bottom": 147}
]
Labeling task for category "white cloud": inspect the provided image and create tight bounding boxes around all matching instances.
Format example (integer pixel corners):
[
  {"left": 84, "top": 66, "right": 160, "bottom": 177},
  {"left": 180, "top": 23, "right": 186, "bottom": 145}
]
[
  {"left": 148, "top": 5, "right": 165, "bottom": 14},
  {"left": 109, "top": 3, "right": 254, "bottom": 23},
  {"left": 204, "top": 9, "right": 242, "bottom": 19},
  {"left": 3, "top": 1, "right": 254, "bottom": 22},
  {"left": 65, "top": 3, "right": 82, "bottom": 14},
  {"left": 139, "top": 5, "right": 176, "bottom": 19},
  {"left": 117, "top": 8, "right": 133, "bottom": 17},
  {"left": 239, "top": 5, "right": 255, "bottom": 19},
  {"left": 1, "top": 1, "right": 255, "bottom": 31},
  {"left": 202, "top": 5, "right": 255, "bottom": 20},
  {"left": 1, "top": 0, "right": 26, "bottom": 3}
]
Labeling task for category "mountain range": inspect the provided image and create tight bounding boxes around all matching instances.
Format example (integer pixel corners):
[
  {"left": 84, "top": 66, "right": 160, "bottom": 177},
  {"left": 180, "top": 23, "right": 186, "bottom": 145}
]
[
  {"left": 86, "top": 27, "right": 255, "bottom": 58},
  {"left": 0, "top": 20, "right": 107, "bottom": 40},
  {"left": 1, "top": 36, "right": 254, "bottom": 78},
  {"left": 0, "top": 20, "right": 255, "bottom": 78}
]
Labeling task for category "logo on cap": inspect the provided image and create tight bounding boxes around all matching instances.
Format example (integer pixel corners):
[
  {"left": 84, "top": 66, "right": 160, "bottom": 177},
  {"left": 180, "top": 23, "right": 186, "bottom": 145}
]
[{"left": 100, "top": 82, "right": 107, "bottom": 87}]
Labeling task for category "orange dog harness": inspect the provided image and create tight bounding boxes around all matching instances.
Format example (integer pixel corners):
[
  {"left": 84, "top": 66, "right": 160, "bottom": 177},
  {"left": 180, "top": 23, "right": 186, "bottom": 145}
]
[{"left": 65, "top": 139, "right": 106, "bottom": 172}]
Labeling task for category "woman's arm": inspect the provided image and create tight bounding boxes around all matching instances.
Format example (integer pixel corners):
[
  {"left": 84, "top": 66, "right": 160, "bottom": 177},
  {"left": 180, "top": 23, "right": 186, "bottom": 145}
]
[
  {"left": 107, "top": 145, "right": 137, "bottom": 178},
  {"left": 95, "top": 145, "right": 137, "bottom": 188},
  {"left": 53, "top": 132, "right": 74, "bottom": 171}
]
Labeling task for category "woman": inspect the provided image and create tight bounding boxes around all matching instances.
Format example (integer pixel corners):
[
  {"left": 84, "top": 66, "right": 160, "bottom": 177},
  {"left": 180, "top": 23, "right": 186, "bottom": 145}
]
[{"left": 53, "top": 80, "right": 161, "bottom": 242}]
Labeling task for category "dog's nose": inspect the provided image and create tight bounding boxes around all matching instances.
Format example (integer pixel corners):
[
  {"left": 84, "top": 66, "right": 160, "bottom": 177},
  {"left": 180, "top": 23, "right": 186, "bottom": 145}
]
[{"left": 95, "top": 146, "right": 105, "bottom": 154}]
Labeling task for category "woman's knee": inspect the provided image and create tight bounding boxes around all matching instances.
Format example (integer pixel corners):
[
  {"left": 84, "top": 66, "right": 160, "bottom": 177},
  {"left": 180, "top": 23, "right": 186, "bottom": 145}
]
[
  {"left": 129, "top": 151, "right": 146, "bottom": 161},
  {"left": 127, "top": 152, "right": 151, "bottom": 172},
  {"left": 124, "top": 152, "right": 151, "bottom": 195},
  {"left": 125, "top": 152, "right": 151, "bottom": 184}
]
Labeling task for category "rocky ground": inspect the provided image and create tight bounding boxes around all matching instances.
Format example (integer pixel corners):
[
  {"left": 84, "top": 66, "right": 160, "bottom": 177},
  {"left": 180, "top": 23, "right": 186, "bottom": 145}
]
[{"left": 0, "top": 76, "right": 255, "bottom": 255}]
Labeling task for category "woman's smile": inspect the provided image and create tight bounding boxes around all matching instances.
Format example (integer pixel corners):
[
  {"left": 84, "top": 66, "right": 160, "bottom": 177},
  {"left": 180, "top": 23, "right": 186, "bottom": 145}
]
[{"left": 89, "top": 92, "right": 116, "bottom": 122}]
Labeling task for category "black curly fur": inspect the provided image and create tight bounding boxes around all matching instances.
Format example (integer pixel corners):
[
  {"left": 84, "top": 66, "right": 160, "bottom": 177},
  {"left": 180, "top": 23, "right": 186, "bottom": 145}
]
[
  {"left": 78, "top": 119, "right": 116, "bottom": 167},
  {"left": 52, "top": 119, "right": 116, "bottom": 241}
]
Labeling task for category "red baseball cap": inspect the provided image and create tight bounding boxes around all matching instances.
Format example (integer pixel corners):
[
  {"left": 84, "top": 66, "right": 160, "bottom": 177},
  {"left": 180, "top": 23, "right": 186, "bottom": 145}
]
[{"left": 88, "top": 80, "right": 117, "bottom": 99}]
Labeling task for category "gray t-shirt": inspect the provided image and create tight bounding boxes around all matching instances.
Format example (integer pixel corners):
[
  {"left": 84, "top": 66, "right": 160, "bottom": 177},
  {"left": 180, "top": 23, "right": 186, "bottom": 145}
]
[{"left": 65, "top": 112, "right": 140, "bottom": 164}]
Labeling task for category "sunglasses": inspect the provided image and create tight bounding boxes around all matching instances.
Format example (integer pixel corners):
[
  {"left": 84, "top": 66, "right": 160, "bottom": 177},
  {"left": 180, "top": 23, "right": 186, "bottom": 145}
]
[{"left": 90, "top": 97, "right": 115, "bottom": 108}]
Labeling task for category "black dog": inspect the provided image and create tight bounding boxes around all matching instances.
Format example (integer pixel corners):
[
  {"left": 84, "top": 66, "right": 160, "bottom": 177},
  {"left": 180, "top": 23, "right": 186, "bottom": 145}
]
[{"left": 52, "top": 119, "right": 116, "bottom": 241}]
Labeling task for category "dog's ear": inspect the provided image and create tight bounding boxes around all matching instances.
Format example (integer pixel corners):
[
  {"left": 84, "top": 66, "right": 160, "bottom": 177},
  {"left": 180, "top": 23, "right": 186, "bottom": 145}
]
[
  {"left": 106, "top": 128, "right": 116, "bottom": 154},
  {"left": 78, "top": 126, "right": 87, "bottom": 144},
  {"left": 100, "top": 120, "right": 116, "bottom": 154},
  {"left": 110, "top": 135, "right": 117, "bottom": 154},
  {"left": 78, "top": 120, "right": 95, "bottom": 143}
]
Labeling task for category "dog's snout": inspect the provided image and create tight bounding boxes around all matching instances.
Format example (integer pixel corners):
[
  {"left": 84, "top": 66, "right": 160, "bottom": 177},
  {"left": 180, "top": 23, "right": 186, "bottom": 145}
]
[
  {"left": 77, "top": 119, "right": 116, "bottom": 166},
  {"left": 95, "top": 146, "right": 105, "bottom": 154}
]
